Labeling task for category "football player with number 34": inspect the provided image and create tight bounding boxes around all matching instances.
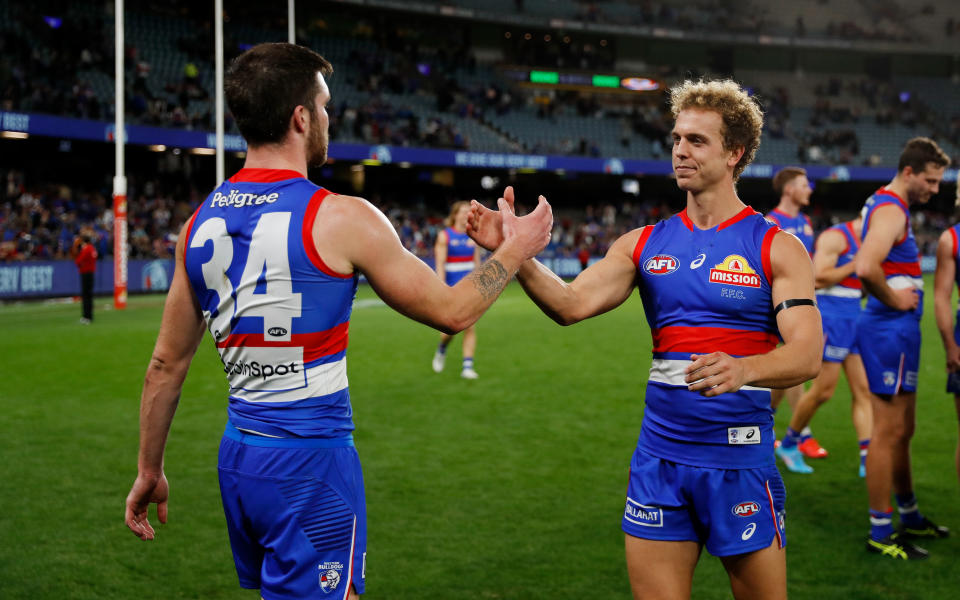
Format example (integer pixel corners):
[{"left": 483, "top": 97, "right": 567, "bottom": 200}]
[{"left": 123, "top": 43, "right": 552, "bottom": 600}]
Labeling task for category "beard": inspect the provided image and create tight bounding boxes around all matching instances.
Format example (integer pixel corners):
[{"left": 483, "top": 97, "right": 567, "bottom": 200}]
[{"left": 306, "top": 119, "right": 328, "bottom": 167}]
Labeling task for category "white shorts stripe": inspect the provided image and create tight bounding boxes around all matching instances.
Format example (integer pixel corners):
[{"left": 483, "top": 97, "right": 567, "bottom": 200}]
[{"left": 342, "top": 515, "right": 356, "bottom": 600}]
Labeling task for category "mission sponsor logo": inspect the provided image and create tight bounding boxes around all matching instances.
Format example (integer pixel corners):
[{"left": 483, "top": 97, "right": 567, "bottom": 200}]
[
  {"left": 709, "top": 254, "right": 761, "bottom": 288},
  {"left": 643, "top": 254, "right": 680, "bottom": 275},
  {"left": 732, "top": 501, "right": 761, "bottom": 517}
]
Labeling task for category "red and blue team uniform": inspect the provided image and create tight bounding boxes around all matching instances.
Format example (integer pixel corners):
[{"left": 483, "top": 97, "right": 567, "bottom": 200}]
[
  {"left": 623, "top": 206, "right": 787, "bottom": 556},
  {"left": 443, "top": 227, "right": 475, "bottom": 285},
  {"left": 816, "top": 221, "right": 862, "bottom": 362},
  {"left": 855, "top": 187, "right": 923, "bottom": 396},
  {"left": 766, "top": 209, "right": 814, "bottom": 255},
  {"left": 184, "top": 168, "right": 364, "bottom": 599},
  {"left": 945, "top": 224, "right": 960, "bottom": 394}
]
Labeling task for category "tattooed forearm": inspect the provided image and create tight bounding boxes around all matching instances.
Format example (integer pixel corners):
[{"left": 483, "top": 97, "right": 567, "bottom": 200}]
[{"left": 468, "top": 259, "right": 510, "bottom": 301}]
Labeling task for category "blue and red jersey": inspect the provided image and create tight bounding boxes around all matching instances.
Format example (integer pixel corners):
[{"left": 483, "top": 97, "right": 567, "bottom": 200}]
[
  {"left": 947, "top": 224, "right": 960, "bottom": 292},
  {"left": 442, "top": 227, "right": 475, "bottom": 285},
  {"left": 859, "top": 187, "right": 922, "bottom": 320},
  {"left": 184, "top": 168, "right": 358, "bottom": 439},
  {"left": 766, "top": 209, "right": 813, "bottom": 254},
  {"left": 947, "top": 224, "right": 960, "bottom": 338},
  {"left": 633, "top": 206, "right": 781, "bottom": 468},
  {"left": 815, "top": 220, "right": 862, "bottom": 316}
]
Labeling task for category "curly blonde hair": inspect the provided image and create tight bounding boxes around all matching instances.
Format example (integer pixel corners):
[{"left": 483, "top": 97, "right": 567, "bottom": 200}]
[{"left": 669, "top": 79, "right": 764, "bottom": 180}]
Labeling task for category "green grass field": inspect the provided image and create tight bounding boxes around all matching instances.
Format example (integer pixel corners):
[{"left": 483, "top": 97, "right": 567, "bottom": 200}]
[{"left": 1, "top": 282, "right": 958, "bottom": 599}]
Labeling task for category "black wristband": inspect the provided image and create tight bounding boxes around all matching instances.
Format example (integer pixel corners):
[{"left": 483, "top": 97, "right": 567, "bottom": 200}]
[{"left": 774, "top": 298, "right": 815, "bottom": 316}]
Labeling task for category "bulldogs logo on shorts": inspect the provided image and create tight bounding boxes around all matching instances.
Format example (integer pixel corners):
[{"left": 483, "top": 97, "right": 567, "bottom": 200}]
[{"left": 319, "top": 562, "right": 344, "bottom": 593}]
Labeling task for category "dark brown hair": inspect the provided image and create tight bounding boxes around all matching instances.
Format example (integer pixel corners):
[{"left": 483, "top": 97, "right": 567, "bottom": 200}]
[
  {"left": 897, "top": 137, "right": 950, "bottom": 174},
  {"left": 225, "top": 43, "right": 333, "bottom": 145}
]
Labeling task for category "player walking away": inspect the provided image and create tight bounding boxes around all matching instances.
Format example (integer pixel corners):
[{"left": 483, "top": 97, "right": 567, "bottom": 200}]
[
  {"left": 123, "top": 43, "right": 553, "bottom": 600},
  {"left": 469, "top": 80, "right": 821, "bottom": 600},
  {"left": 71, "top": 232, "right": 97, "bottom": 324},
  {"left": 856, "top": 137, "right": 950, "bottom": 560},
  {"left": 775, "top": 217, "right": 873, "bottom": 476},
  {"left": 432, "top": 201, "right": 482, "bottom": 379},
  {"left": 766, "top": 167, "right": 827, "bottom": 459},
  {"left": 933, "top": 184, "right": 960, "bottom": 497}
]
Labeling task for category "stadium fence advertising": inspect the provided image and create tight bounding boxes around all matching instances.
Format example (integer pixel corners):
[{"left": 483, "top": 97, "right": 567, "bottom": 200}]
[
  {"left": 0, "top": 259, "right": 174, "bottom": 299},
  {"left": 4, "top": 110, "right": 958, "bottom": 183},
  {"left": 0, "top": 256, "right": 609, "bottom": 299}
]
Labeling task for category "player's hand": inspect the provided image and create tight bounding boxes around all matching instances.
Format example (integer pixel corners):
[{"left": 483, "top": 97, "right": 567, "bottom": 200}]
[
  {"left": 125, "top": 472, "right": 169, "bottom": 541},
  {"left": 947, "top": 343, "right": 960, "bottom": 372},
  {"left": 500, "top": 188, "right": 553, "bottom": 260},
  {"left": 467, "top": 186, "right": 518, "bottom": 251},
  {"left": 891, "top": 287, "right": 919, "bottom": 311},
  {"left": 685, "top": 352, "right": 747, "bottom": 397}
]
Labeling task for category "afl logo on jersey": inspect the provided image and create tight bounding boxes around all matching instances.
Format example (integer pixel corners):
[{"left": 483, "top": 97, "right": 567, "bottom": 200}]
[
  {"left": 709, "top": 255, "right": 761, "bottom": 288},
  {"left": 644, "top": 254, "right": 679, "bottom": 275}
]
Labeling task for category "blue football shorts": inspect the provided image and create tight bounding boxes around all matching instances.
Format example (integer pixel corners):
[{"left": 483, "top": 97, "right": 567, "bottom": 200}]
[
  {"left": 218, "top": 425, "right": 366, "bottom": 600},
  {"left": 821, "top": 310, "right": 860, "bottom": 363},
  {"left": 622, "top": 448, "right": 786, "bottom": 557},
  {"left": 856, "top": 316, "right": 920, "bottom": 396}
]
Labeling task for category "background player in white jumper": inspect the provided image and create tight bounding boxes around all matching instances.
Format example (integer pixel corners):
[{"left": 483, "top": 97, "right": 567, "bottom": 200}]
[
  {"left": 432, "top": 201, "right": 483, "bottom": 379},
  {"left": 775, "top": 216, "right": 873, "bottom": 475},
  {"left": 468, "top": 79, "right": 821, "bottom": 600},
  {"left": 766, "top": 167, "right": 826, "bottom": 459},
  {"left": 123, "top": 43, "right": 553, "bottom": 599},
  {"left": 933, "top": 184, "right": 960, "bottom": 494}
]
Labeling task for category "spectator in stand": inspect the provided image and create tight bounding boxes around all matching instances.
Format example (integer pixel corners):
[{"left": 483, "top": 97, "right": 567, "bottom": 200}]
[{"left": 71, "top": 232, "right": 97, "bottom": 324}]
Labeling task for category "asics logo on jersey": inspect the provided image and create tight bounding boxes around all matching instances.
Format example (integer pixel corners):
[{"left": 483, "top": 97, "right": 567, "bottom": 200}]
[
  {"left": 709, "top": 254, "right": 761, "bottom": 288},
  {"left": 732, "top": 501, "right": 761, "bottom": 517},
  {"left": 741, "top": 522, "right": 757, "bottom": 541},
  {"left": 210, "top": 189, "right": 280, "bottom": 208},
  {"left": 222, "top": 357, "right": 300, "bottom": 380},
  {"left": 644, "top": 255, "right": 679, "bottom": 275},
  {"left": 690, "top": 253, "right": 706, "bottom": 269}
]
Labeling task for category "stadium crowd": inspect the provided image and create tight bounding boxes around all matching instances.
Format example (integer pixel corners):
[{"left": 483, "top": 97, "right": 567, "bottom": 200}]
[
  {"left": 3, "top": 162, "right": 956, "bottom": 267},
  {"left": 4, "top": 0, "right": 959, "bottom": 166}
]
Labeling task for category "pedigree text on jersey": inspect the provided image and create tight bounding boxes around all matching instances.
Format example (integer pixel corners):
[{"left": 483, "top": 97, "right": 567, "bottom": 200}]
[{"left": 210, "top": 189, "right": 280, "bottom": 208}]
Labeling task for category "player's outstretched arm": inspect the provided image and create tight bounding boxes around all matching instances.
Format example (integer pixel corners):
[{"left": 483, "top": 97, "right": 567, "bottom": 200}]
[
  {"left": 933, "top": 230, "right": 960, "bottom": 371},
  {"left": 686, "top": 232, "right": 821, "bottom": 396},
  {"left": 516, "top": 230, "right": 641, "bottom": 325},
  {"left": 314, "top": 193, "right": 552, "bottom": 334},
  {"left": 467, "top": 186, "right": 639, "bottom": 325},
  {"left": 812, "top": 228, "right": 855, "bottom": 289},
  {"left": 855, "top": 204, "right": 918, "bottom": 311},
  {"left": 125, "top": 226, "right": 206, "bottom": 541}
]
